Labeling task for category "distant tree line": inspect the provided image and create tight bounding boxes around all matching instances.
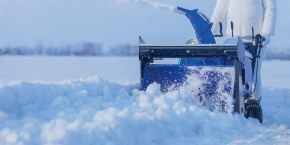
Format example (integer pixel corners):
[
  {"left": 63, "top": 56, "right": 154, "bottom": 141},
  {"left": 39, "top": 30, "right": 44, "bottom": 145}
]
[
  {"left": 1, "top": 44, "right": 290, "bottom": 60},
  {"left": 0, "top": 42, "right": 139, "bottom": 56},
  {"left": 109, "top": 44, "right": 138, "bottom": 56},
  {"left": 264, "top": 48, "right": 290, "bottom": 60}
]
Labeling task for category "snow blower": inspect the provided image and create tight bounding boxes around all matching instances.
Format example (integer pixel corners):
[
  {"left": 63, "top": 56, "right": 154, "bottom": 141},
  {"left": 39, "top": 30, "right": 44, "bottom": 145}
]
[{"left": 139, "top": 7, "right": 264, "bottom": 123}]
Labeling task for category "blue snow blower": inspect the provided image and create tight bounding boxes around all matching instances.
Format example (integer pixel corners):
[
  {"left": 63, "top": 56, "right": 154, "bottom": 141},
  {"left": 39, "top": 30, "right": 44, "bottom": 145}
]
[{"left": 139, "top": 7, "right": 264, "bottom": 123}]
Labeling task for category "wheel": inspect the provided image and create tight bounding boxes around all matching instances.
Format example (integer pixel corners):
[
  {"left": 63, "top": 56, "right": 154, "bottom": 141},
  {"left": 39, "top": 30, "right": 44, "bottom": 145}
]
[{"left": 244, "top": 103, "right": 263, "bottom": 123}]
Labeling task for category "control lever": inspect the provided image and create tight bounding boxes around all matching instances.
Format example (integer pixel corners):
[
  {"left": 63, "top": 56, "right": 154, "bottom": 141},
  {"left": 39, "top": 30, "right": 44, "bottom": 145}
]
[
  {"left": 213, "top": 22, "right": 224, "bottom": 37},
  {"left": 231, "top": 21, "right": 234, "bottom": 37}
]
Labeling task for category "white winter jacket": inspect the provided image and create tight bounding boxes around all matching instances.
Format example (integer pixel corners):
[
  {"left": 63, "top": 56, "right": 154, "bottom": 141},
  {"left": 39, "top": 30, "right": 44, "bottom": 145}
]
[{"left": 210, "top": 0, "right": 277, "bottom": 37}]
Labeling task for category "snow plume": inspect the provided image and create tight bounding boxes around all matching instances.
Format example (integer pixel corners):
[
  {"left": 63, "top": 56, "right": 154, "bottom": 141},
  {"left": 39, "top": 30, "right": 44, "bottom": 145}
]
[
  {"left": 113, "top": 0, "right": 181, "bottom": 13},
  {"left": 177, "top": 66, "right": 235, "bottom": 113},
  {"left": 134, "top": 0, "right": 176, "bottom": 12}
]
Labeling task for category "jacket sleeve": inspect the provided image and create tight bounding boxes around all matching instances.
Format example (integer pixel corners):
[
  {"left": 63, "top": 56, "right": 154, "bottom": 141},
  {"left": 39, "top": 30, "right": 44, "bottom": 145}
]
[
  {"left": 210, "top": 0, "right": 229, "bottom": 34},
  {"left": 262, "top": 0, "right": 277, "bottom": 36}
]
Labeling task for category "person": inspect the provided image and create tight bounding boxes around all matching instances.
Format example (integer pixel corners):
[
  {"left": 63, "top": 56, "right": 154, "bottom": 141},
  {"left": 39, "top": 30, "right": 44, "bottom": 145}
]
[{"left": 210, "top": 0, "right": 277, "bottom": 103}]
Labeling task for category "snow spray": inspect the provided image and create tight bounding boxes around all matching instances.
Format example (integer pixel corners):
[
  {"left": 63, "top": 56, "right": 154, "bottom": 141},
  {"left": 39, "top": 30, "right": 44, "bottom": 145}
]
[
  {"left": 113, "top": 0, "right": 182, "bottom": 14},
  {"left": 135, "top": 0, "right": 184, "bottom": 14},
  {"left": 134, "top": 0, "right": 175, "bottom": 12}
]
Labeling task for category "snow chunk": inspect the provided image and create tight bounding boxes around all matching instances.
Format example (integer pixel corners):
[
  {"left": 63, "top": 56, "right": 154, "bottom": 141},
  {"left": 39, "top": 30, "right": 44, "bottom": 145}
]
[
  {"left": 41, "top": 119, "right": 67, "bottom": 143},
  {"left": 165, "top": 90, "right": 180, "bottom": 100},
  {"left": 0, "top": 128, "right": 11, "bottom": 138},
  {"left": 279, "top": 124, "right": 287, "bottom": 131},
  {"left": 139, "top": 94, "right": 152, "bottom": 109},
  {"left": 6, "top": 131, "right": 18, "bottom": 144},
  {"left": 146, "top": 82, "right": 161, "bottom": 95},
  {"left": 84, "top": 107, "right": 119, "bottom": 132},
  {"left": 155, "top": 106, "right": 169, "bottom": 119},
  {"left": 173, "top": 101, "right": 187, "bottom": 115},
  {"left": 134, "top": 112, "right": 152, "bottom": 120},
  {"left": 67, "top": 120, "right": 81, "bottom": 132},
  {"left": 117, "top": 108, "right": 130, "bottom": 118},
  {"left": 0, "top": 128, "right": 18, "bottom": 144},
  {"left": 85, "top": 75, "right": 100, "bottom": 82},
  {"left": 51, "top": 96, "right": 70, "bottom": 109},
  {"left": 153, "top": 95, "right": 166, "bottom": 106}
]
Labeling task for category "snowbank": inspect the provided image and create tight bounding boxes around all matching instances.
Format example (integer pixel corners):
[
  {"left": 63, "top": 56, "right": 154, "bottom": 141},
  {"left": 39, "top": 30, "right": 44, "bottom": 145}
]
[{"left": 0, "top": 76, "right": 289, "bottom": 145}]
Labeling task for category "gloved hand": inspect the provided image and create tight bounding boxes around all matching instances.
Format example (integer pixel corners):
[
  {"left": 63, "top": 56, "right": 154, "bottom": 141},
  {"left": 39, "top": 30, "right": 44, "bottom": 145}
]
[{"left": 263, "top": 35, "right": 271, "bottom": 46}]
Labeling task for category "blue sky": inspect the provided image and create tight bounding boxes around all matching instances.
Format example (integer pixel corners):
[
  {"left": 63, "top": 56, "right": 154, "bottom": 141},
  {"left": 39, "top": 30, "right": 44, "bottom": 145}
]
[{"left": 0, "top": 0, "right": 288, "bottom": 51}]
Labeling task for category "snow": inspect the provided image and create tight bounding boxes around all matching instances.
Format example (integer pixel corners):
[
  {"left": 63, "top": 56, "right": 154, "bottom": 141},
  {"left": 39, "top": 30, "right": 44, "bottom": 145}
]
[
  {"left": 0, "top": 56, "right": 139, "bottom": 85},
  {"left": 181, "top": 66, "right": 235, "bottom": 113},
  {"left": 0, "top": 56, "right": 289, "bottom": 144},
  {"left": 262, "top": 60, "right": 290, "bottom": 88}
]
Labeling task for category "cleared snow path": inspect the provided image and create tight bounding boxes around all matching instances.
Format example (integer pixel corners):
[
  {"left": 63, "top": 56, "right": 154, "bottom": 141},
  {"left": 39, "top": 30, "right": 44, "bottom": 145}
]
[
  {"left": 0, "top": 56, "right": 140, "bottom": 85},
  {"left": 0, "top": 76, "right": 289, "bottom": 144},
  {"left": 0, "top": 57, "right": 289, "bottom": 88}
]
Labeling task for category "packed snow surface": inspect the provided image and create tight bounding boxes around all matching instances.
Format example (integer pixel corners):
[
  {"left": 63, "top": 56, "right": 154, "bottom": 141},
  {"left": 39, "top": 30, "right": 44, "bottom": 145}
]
[{"left": 0, "top": 57, "right": 289, "bottom": 145}]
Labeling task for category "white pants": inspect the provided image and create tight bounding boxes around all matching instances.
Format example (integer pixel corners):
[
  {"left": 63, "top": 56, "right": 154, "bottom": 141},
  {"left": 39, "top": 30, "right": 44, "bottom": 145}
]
[
  {"left": 252, "top": 45, "right": 266, "bottom": 100},
  {"left": 242, "top": 36, "right": 266, "bottom": 100}
]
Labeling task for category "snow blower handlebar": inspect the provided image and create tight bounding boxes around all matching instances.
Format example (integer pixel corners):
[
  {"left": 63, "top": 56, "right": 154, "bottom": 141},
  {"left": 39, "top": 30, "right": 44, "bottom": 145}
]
[
  {"left": 139, "top": 37, "right": 246, "bottom": 62},
  {"left": 140, "top": 44, "right": 241, "bottom": 59}
]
